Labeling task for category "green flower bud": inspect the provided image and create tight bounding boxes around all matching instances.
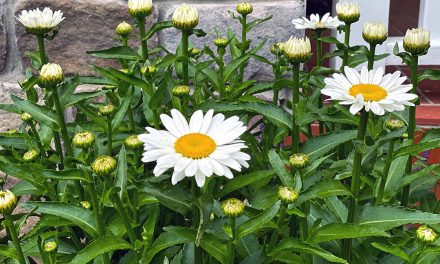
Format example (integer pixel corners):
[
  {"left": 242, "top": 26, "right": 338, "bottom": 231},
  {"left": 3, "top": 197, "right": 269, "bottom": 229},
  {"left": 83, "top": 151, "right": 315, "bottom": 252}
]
[
  {"left": 336, "top": 2, "right": 360, "bottom": 24},
  {"left": 289, "top": 153, "right": 309, "bottom": 169},
  {"left": 0, "top": 190, "right": 17, "bottom": 215},
  {"left": 363, "top": 22, "right": 388, "bottom": 45},
  {"left": 92, "top": 155, "right": 117, "bottom": 176},
  {"left": 0, "top": 177, "right": 5, "bottom": 186},
  {"left": 43, "top": 241, "right": 58, "bottom": 253},
  {"left": 125, "top": 135, "right": 143, "bottom": 149},
  {"left": 23, "top": 149, "right": 39, "bottom": 162},
  {"left": 72, "top": 131, "right": 95, "bottom": 149},
  {"left": 270, "top": 42, "right": 284, "bottom": 55},
  {"left": 403, "top": 28, "right": 430, "bottom": 55},
  {"left": 416, "top": 225, "right": 437, "bottom": 243},
  {"left": 402, "top": 133, "right": 408, "bottom": 139},
  {"left": 141, "top": 65, "right": 157, "bottom": 75},
  {"left": 236, "top": 2, "right": 253, "bottom": 16},
  {"left": 120, "top": 68, "right": 129, "bottom": 74},
  {"left": 172, "top": 85, "right": 190, "bottom": 98},
  {"left": 115, "top": 21, "right": 132, "bottom": 37},
  {"left": 225, "top": 85, "right": 233, "bottom": 93},
  {"left": 21, "top": 112, "right": 33, "bottom": 122},
  {"left": 221, "top": 198, "right": 245, "bottom": 218},
  {"left": 6, "top": 129, "right": 17, "bottom": 134},
  {"left": 39, "top": 63, "right": 64, "bottom": 88},
  {"left": 99, "top": 104, "right": 116, "bottom": 116},
  {"left": 385, "top": 119, "right": 405, "bottom": 131},
  {"left": 214, "top": 38, "right": 228, "bottom": 48},
  {"left": 277, "top": 186, "right": 299, "bottom": 204},
  {"left": 189, "top": 47, "right": 200, "bottom": 57},
  {"left": 80, "top": 201, "right": 91, "bottom": 209},
  {"left": 172, "top": 4, "right": 199, "bottom": 31},
  {"left": 128, "top": 0, "right": 153, "bottom": 18},
  {"left": 283, "top": 37, "right": 312, "bottom": 64}
]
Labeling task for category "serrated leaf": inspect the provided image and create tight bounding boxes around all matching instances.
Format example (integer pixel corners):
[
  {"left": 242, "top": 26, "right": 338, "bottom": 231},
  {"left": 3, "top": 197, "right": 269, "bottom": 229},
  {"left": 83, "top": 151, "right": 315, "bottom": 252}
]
[
  {"left": 295, "top": 180, "right": 352, "bottom": 205},
  {"left": 268, "top": 150, "right": 294, "bottom": 187},
  {"left": 371, "top": 242, "right": 410, "bottom": 261},
  {"left": 300, "top": 130, "right": 357, "bottom": 161},
  {"left": 12, "top": 95, "right": 60, "bottom": 131},
  {"left": 218, "top": 170, "right": 274, "bottom": 197},
  {"left": 87, "top": 46, "right": 140, "bottom": 60},
  {"left": 237, "top": 200, "right": 281, "bottom": 238},
  {"left": 308, "top": 223, "right": 389, "bottom": 244}
]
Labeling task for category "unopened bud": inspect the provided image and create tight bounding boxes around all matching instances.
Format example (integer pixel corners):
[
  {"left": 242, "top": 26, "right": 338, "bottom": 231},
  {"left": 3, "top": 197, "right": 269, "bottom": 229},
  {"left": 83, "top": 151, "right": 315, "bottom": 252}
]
[
  {"left": 221, "top": 198, "right": 245, "bottom": 218},
  {"left": 23, "top": 149, "right": 39, "bottom": 162},
  {"left": 289, "top": 153, "right": 309, "bottom": 169},
  {"left": 92, "top": 155, "right": 117, "bottom": 176},
  {"left": 277, "top": 186, "right": 299, "bottom": 204}
]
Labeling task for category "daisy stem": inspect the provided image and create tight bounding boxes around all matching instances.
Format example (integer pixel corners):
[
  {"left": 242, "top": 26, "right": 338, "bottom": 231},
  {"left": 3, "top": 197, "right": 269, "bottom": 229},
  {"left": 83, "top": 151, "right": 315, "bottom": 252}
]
[
  {"left": 367, "top": 43, "right": 377, "bottom": 70},
  {"left": 228, "top": 216, "right": 236, "bottom": 264},
  {"left": 239, "top": 15, "right": 247, "bottom": 82},
  {"left": 182, "top": 30, "right": 190, "bottom": 85},
  {"left": 51, "top": 85, "right": 74, "bottom": 159},
  {"left": 4, "top": 213, "right": 26, "bottom": 264},
  {"left": 291, "top": 63, "right": 300, "bottom": 154},
  {"left": 341, "top": 23, "right": 351, "bottom": 72},
  {"left": 316, "top": 30, "right": 325, "bottom": 135},
  {"left": 342, "top": 109, "right": 369, "bottom": 262},
  {"left": 376, "top": 140, "right": 395, "bottom": 204},
  {"left": 138, "top": 17, "right": 149, "bottom": 61},
  {"left": 29, "top": 121, "right": 46, "bottom": 157},
  {"left": 401, "top": 54, "right": 419, "bottom": 207},
  {"left": 192, "top": 181, "right": 202, "bottom": 264},
  {"left": 268, "top": 203, "right": 286, "bottom": 251},
  {"left": 37, "top": 34, "right": 48, "bottom": 65},
  {"left": 107, "top": 116, "right": 113, "bottom": 155}
]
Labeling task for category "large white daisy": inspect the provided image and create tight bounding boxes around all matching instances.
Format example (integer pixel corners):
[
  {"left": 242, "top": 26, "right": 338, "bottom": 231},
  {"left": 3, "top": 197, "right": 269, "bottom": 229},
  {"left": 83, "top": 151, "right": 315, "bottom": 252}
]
[
  {"left": 292, "top": 13, "right": 344, "bottom": 30},
  {"left": 139, "top": 109, "right": 250, "bottom": 187},
  {"left": 321, "top": 66, "right": 418, "bottom": 116},
  {"left": 16, "top": 7, "right": 64, "bottom": 35}
]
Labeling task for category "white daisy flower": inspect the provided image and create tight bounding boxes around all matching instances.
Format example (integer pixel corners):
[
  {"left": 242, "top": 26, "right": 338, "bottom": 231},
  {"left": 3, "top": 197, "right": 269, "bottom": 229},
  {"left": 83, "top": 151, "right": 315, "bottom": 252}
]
[
  {"left": 16, "top": 7, "right": 64, "bottom": 35},
  {"left": 139, "top": 109, "right": 250, "bottom": 187},
  {"left": 292, "top": 13, "right": 344, "bottom": 30},
  {"left": 321, "top": 66, "right": 418, "bottom": 116}
]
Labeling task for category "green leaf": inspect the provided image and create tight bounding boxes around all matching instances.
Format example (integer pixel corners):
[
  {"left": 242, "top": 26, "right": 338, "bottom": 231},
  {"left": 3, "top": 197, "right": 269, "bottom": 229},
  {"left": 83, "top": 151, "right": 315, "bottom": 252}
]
[
  {"left": 371, "top": 242, "right": 410, "bottom": 261},
  {"left": 139, "top": 182, "right": 191, "bottom": 216},
  {"left": 394, "top": 129, "right": 440, "bottom": 158},
  {"left": 145, "top": 21, "right": 174, "bottom": 40},
  {"left": 270, "top": 238, "right": 347, "bottom": 263},
  {"left": 115, "top": 146, "right": 128, "bottom": 202},
  {"left": 10, "top": 181, "right": 42, "bottom": 196},
  {"left": 357, "top": 205, "right": 440, "bottom": 230},
  {"left": 308, "top": 223, "right": 389, "bottom": 244},
  {"left": 12, "top": 95, "right": 60, "bottom": 131},
  {"left": 246, "top": 15, "right": 272, "bottom": 32},
  {"left": 218, "top": 170, "right": 274, "bottom": 197},
  {"left": 198, "top": 101, "right": 291, "bottom": 129},
  {"left": 381, "top": 155, "right": 407, "bottom": 201},
  {"left": 400, "top": 164, "right": 440, "bottom": 189},
  {"left": 0, "top": 244, "right": 18, "bottom": 260},
  {"left": 0, "top": 103, "right": 21, "bottom": 114},
  {"left": 295, "top": 180, "right": 352, "bottom": 205},
  {"left": 0, "top": 133, "right": 29, "bottom": 149},
  {"left": 87, "top": 46, "right": 140, "bottom": 60},
  {"left": 268, "top": 150, "right": 294, "bottom": 187},
  {"left": 21, "top": 202, "right": 98, "bottom": 237},
  {"left": 272, "top": 251, "right": 304, "bottom": 264},
  {"left": 237, "top": 200, "right": 281, "bottom": 238},
  {"left": 223, "top": 55, "right": 250, "bottom": 82},
  {"left": 68, "top": 236, "right": 132, "bottom": 264},
  {"left": 111, "top": 96, "right": 131, "bottom": 133},
  {"left": 142, "top": 229, "right": 193, "bottom": 263},
  {"left": 300, "top": 130, "right": 357, "bottom": 161},
  {"left": 41, "top": 168, "right": 91, "bottom": 182},
  {"left": 66, "top": 90, "right": 107, "bottom": 107},
  {"left": 418, "top": 69, "right": 440, "bottom": 82}
]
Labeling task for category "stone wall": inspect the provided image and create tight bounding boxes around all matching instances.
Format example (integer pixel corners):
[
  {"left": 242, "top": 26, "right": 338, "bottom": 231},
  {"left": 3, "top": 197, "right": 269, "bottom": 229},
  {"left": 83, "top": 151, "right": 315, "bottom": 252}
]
[{"left": 0, "top": 0, "right": 304, "bottom": 131}]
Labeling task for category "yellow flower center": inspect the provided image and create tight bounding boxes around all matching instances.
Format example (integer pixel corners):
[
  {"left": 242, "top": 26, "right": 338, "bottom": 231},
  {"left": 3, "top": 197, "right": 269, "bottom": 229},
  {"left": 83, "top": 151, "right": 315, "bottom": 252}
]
[
  {"left": 349, "top": 84, "right": 387, "bottom": 101},
  {"left": 315, "top": 21, "right": 324, "bottom": 28},
  {"left": 175, "top": 133, "right": 216, "bottom": 159}
]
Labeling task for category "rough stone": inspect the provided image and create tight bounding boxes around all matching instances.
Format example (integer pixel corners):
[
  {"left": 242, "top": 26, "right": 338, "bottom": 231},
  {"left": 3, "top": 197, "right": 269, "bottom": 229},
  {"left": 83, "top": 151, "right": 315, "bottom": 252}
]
[
  {"left": 14, "top": 0, "right": 159, "bottom": 76},
  {"left": 158, "top": 1, "right": 304, "bottom": 81},
  {"left": 0, "top": 3, "right": 6, "bottom": 72},
  {"left": 0, "top": 82, "right": 23, "bottom": 131}
]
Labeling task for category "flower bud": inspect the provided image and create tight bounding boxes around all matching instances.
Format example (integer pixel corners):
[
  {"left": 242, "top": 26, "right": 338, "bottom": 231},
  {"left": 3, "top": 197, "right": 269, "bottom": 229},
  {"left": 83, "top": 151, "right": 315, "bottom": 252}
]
[
  {"left": 92, "top": 155, "right": 117, "bottom": 176},
  {"left": 236, "top": 2, "right": 253, "bottom": 16},
  {"left": 277, "top": 186, "right": 299, "bottom": 204},
  {"left": 21, "top": 112, "right": 33, "bottom": 122},
  {"left": 283, "top": 37, "right": 312, "bottom": 64},
  {"left": 141, "top": 65, "right": 157, "bottom": 76},
  {"left": 39, "top": 63, "right": 64, "bottom": 88},
  {"left": 80, "top": 201, "right": 91, "bottom": 209},
  {"left": 270, "top": 42, "right": 284, "bottom": 55},
  {"left": 172, "top": 4, "right": 199, "bottom": 31},
  {"left": 214, "top": 38, "right": 228, "bottom": 48},
  {"left": 72, "top": 131, "right": 95, "bottom": 149},
  {"left": 403, "top": 28, "right": 430, "bottom": 55},
  {"left": 6, "top": 129, "right": 17, "bottom": 134},
  {"left": 336, "top": 2, "right": 360, "bottom": 24},
  {"left": 385, "top": 119, "right": 405, "bottom": 131},
  {"left": 43, "top": 241, "right": 58, "bottom": 253},
  {"left": 0, "top": 190, "right": 17, "bottom": 215},
  {"left": 0, "top": 177, "right": 5, "bottom": 186},
  {"left": 23, "top": 149, "right": 39, "bottom": 162},
  {"left": 125, "top": 135, "right": 143, "bottom": 149},
  {"left": 416, "top": 225, "right": 437, "bottom": 243},
  {"left": 172, "top": 85, "right": 190, "bottom": 97},
  {"left": 402, "top": 133, "right": 408, "bottom": 139},
  {"left": 221, "top": 198, "right": 245, "bottom": 218},
  {"left": 120, "top": 68, "right": 129, "bottom": 74},
  {"left": 289, "top": 153, "right": 309, "bottom": 169},
  {"left": 189, "top": 48, "right": 200, "bottom": 57},
  {"left": 99, "top": 104, "right": 116, "bottom": 116},
  {"left": 363, "top": 22, "right": 387, "bottom": 45},
  {"left": 128, "top": 0, "right": 153, "bottom": 18},
  {"left": 115, "top": 21, "right": 132, "bottom": 37},
  {"left": 225, "top": 85, "right": 233, "bottom": 93}
]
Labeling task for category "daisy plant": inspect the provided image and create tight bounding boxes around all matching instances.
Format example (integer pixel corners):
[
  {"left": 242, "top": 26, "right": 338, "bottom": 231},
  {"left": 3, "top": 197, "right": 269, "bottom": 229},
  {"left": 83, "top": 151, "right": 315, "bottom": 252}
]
[{"left": 5, "top": 1, "right": 440, "bottom": 264}]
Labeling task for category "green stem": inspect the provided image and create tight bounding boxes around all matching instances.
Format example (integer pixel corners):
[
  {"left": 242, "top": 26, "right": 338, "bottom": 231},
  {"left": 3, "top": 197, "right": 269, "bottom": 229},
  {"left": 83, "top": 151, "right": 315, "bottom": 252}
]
[
  {"left": 368, "top": 43, "right": 377, "bottom": 70},
  {"left": 341, "top": 23, "right": 351, "bottom": 72},
  {"left": 192, "top": 181, "right": 202, "bottom": 264},
  {"left": 51, "top": 87, "right": 73, "bottom": 158},
  {"left": 228, "top": 217, "right": 236, "bottom": 264},
  {"left": 291, "top": 63, "right": 300, "bottom": 154},
  {"left": 5, "top": 214, "right": 26, "bottom": 264},
  {"left": 239, "top": 15, "right": 247, "bottom": 82},
  {"left": 376, "top": 140, "right": 395, "bottom": 204},
  {"left": 268, "top": 204, "right": 286, "bottom": 250},
  {"left": 138, "top": 17, "right": 149, "bottom": 61},
  {"left": 316, "top": 31, "right": 325, "bottom": 135},
  {"left": 401, "top": 55, "right": 419, "bottom": 207},
  {"left": 218, "top": 56, "right": 225, "bottom": 96},
  {"left": 342, "top": 110, "right": 369, "bottom": 261},
  {"left": 37, "top": 35, "right": 48, "bottom": 65},
  {"left": 107, "top": 116, "right": 112, "bottom": 155},
  {"left": 29, "top": 122, "right": 45, "bottom": 156},
  {"left": 182, "top": 30, "right": 190, "bottom": 85}
]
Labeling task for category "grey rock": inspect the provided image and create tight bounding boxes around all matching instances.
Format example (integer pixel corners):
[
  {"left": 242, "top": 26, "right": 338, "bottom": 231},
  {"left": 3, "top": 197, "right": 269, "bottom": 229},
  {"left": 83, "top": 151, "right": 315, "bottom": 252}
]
[
  {"left": 157, "top": 1, "right": 305, "bottom": 81},
  {"left": 0, "top": 82, "right": 23, "bottom": 131},
  {"left": 0, "top": 3, "right": 6, "bottom": 72},
  {"left": 14, "top": 0, "right": 159, "bottom": 76}
]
